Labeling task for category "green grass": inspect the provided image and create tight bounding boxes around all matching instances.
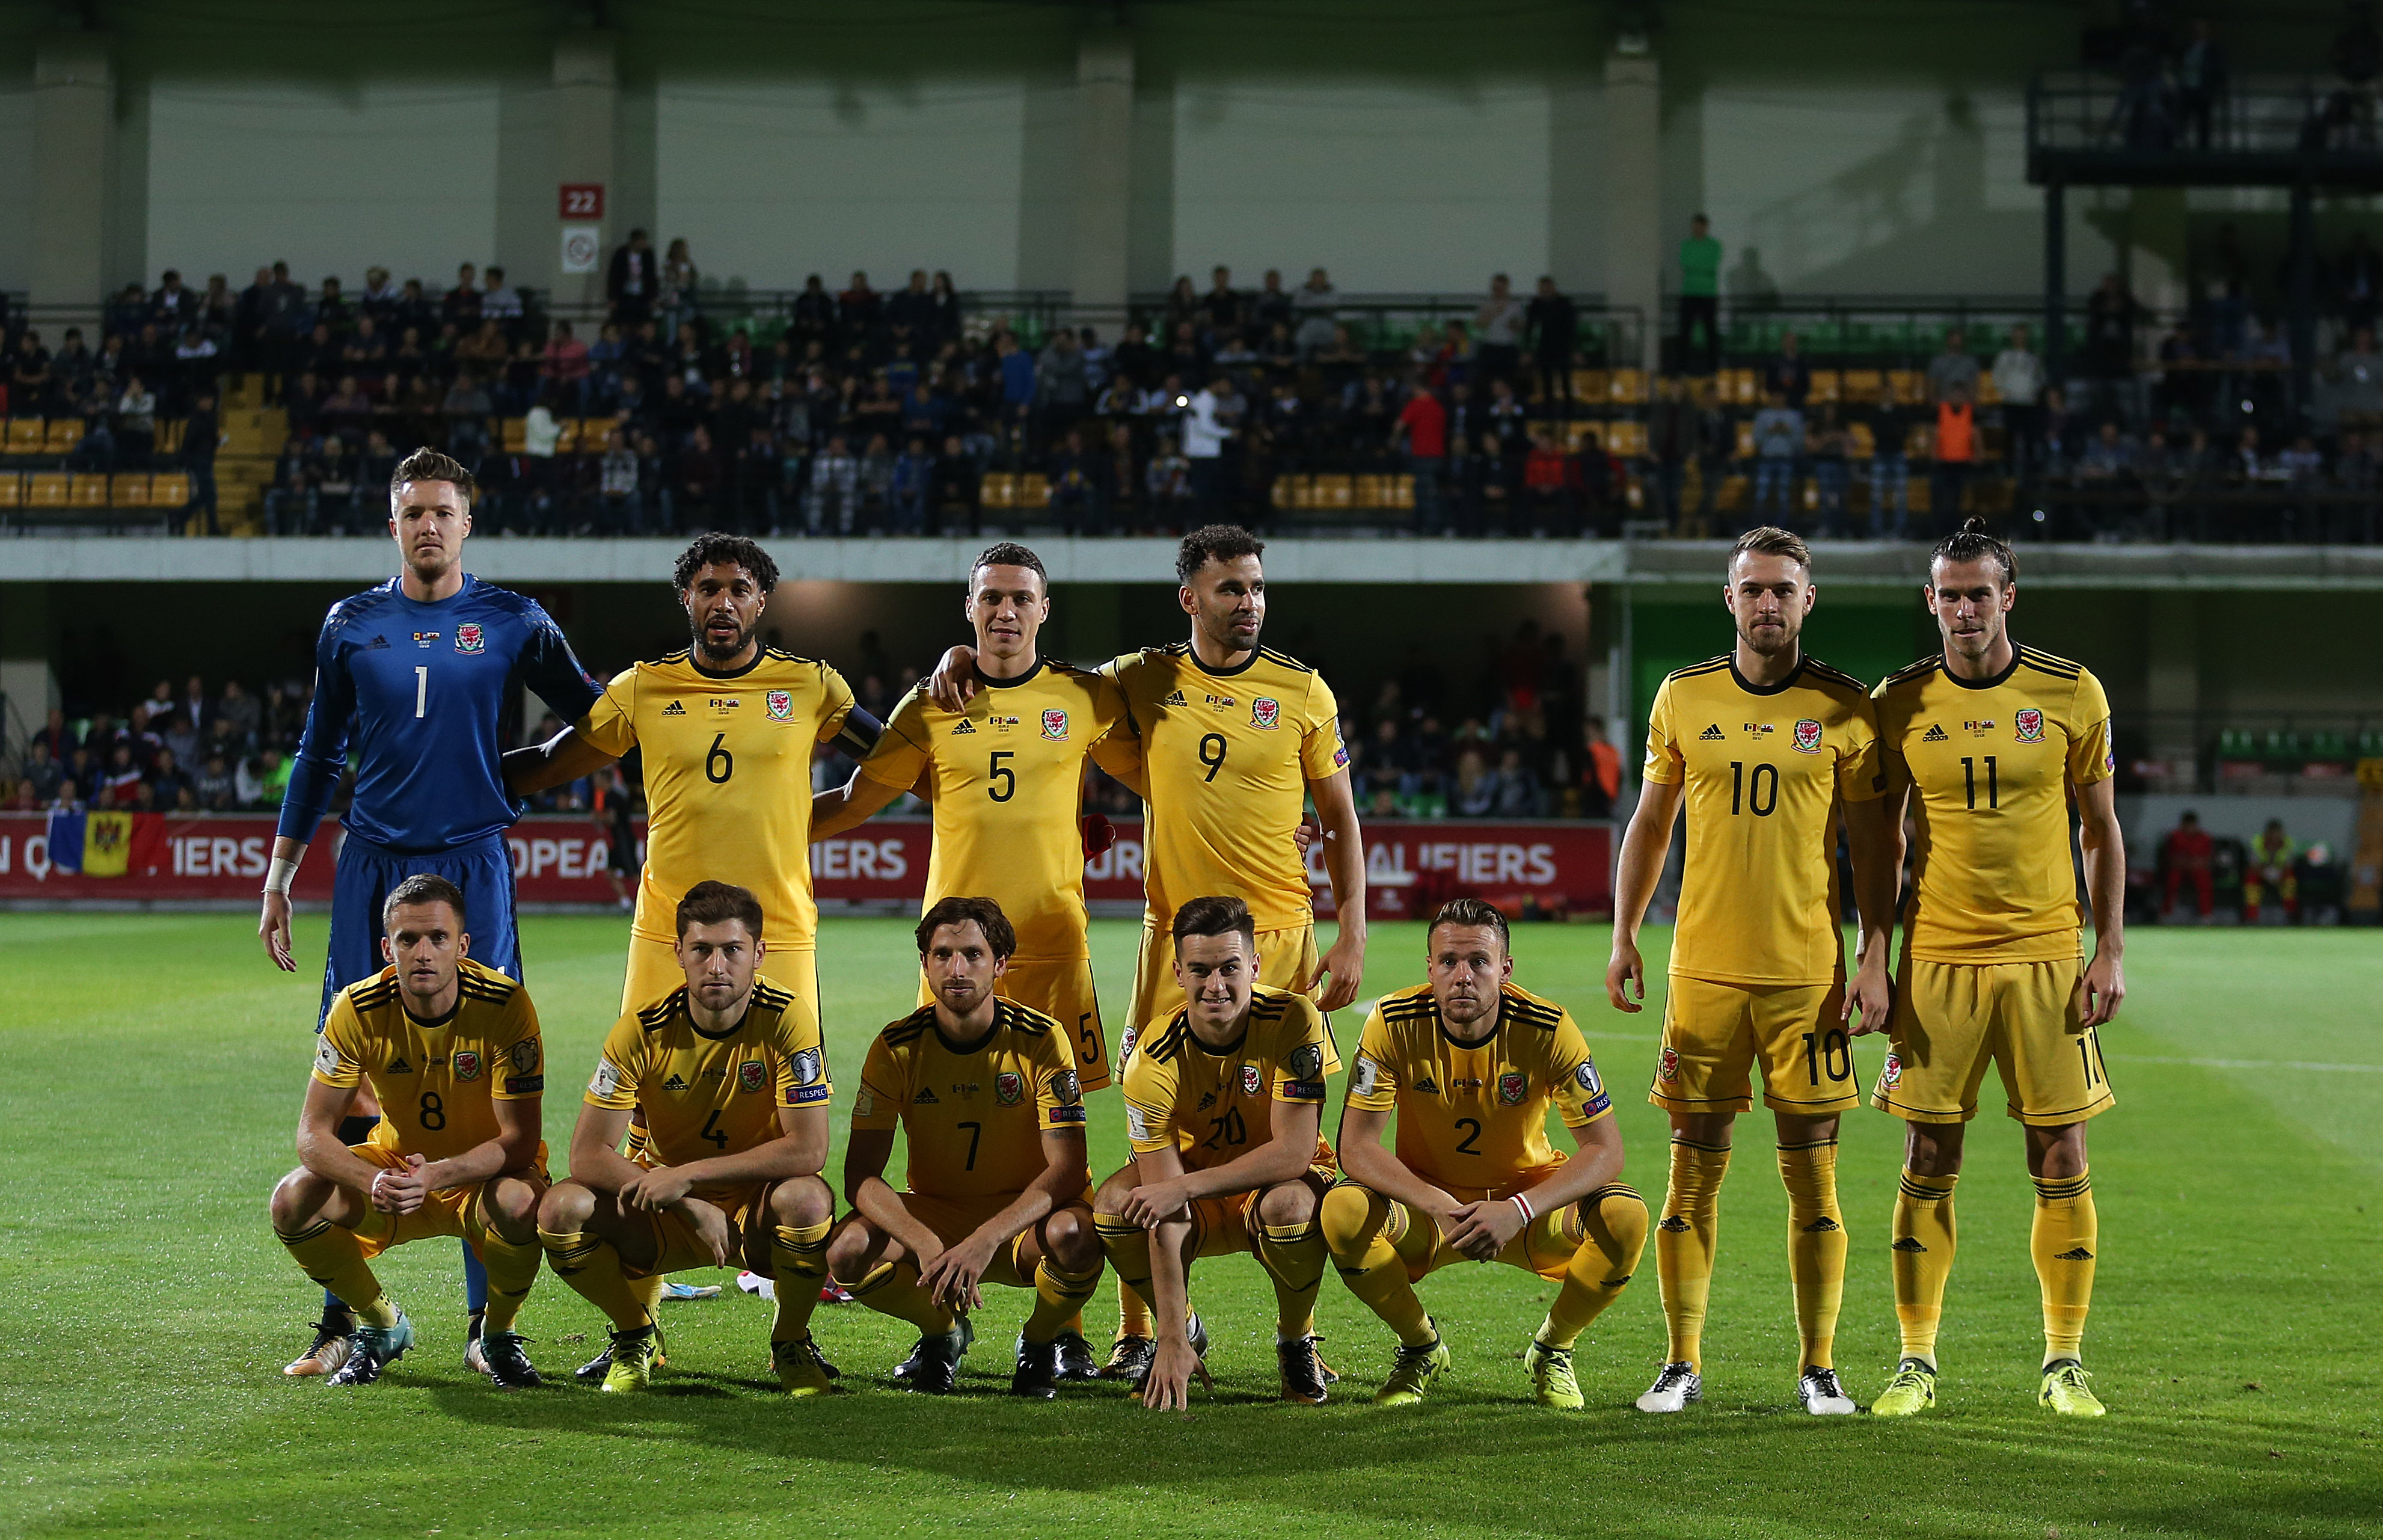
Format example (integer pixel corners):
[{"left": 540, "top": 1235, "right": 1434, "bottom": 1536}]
[{"left": 1, "top": 915, "right": 2377, "bottom": 1538}]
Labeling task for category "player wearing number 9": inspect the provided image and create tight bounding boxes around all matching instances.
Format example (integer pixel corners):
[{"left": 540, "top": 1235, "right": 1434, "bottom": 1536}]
[{"left": 1606, "top": 526, "right": 1900, "bottom": 1419}]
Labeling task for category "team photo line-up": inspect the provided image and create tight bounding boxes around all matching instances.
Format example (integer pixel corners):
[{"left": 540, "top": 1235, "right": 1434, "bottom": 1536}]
[{"left": 263, "top": 446, "right": 2124, "bottom": 1416}]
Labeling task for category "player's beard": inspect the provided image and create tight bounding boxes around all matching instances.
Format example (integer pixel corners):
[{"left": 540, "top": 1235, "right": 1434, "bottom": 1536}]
[
  {"left": 1739, "top": 615, "right": 1799, "bottom": 658},
  {"left": 692, "top": 615, "right": 754, "bottom": 664}
]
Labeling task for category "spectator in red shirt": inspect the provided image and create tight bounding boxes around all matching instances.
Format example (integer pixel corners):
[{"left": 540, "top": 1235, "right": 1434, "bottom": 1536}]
[
  {"left": 1393, "top": 377, "right": 1448, "bottom": 534},
  {"left": 2162, "top": 809, "right": 2214, "bottom": 919}
]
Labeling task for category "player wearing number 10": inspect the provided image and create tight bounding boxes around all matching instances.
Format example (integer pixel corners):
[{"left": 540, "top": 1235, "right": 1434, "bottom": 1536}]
[{"left": 1609, "top": 526, "right": 1897, "bottom": 1418}]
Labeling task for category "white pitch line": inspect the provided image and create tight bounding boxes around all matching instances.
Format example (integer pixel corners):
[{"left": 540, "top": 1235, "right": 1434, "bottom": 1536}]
[{"left": 2108, "top": 1053, "right": 2383, "bottom": 1075}]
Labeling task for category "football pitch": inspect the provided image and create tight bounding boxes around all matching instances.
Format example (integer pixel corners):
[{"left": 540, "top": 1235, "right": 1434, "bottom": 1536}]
[{"left": 2, "top": 914, "right": 2376, "bottom": 1539}]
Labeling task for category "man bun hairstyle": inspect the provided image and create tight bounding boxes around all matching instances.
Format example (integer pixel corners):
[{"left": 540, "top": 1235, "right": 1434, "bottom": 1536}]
[
  {"left": 1731, "top": 525, "right": 1811, "bottom": 572},
  {"left": 916, "top": 895, "right": 1017, "bottom": 959},
  {"left": 391, "top": 447, "right": 477, "bottom": 508},
  {"left": 382, "top": 872, "right": 467, "bottom": 931},
  {"left": 1930, "top": 515, "right": 2017, "bottom": 586},
  {"left": 1176, "top": 523, "right": 1265, "bottom": 584},
  {"left": 674, "top": 532, "right": 780, "bottom": 595},
  {"left": 1428, "top": 896, "right": 1511, "bottom": 951},
  {"left": 676, "top": 879, "right": 765, "bottom": 940},
  {"left": 972, "top": 541, "right": 1048, "bottom": 590},
  {"left": 1172, "top": 894, "right": 1257, "bottom": 949}
]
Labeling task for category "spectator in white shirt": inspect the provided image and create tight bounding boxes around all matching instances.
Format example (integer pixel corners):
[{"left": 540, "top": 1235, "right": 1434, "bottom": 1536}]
[
  {"left": 1293, "top": 268, "right": 1338, "bottom": 358},
  {"left": 1993, "top": 323, "right": 2046, "bottom": 477},
  {"left": 480, "top": 265, "right": 523, "bottom": 321},
  {"left": 1182, "top": 373, "right": 1236, "bottom": 519},
  {"left": 1476, "top": 273, "right": 1527, "bottom": 385}
]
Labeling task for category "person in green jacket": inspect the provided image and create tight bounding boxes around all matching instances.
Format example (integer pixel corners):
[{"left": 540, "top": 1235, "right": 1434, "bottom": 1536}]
[{"left": 1679, "top": 215, "right": 1722, "bottom": 375}]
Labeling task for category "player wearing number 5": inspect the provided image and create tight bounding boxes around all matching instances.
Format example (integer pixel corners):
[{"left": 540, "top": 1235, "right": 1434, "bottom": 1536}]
[
  {"left": 1607, "top": 527, "right": 1900, "bottom": 1418},
  {"left": 1863, "top": 520, "right": 2124, "bottom": 1420},
  {"left": 815, "top": 542, "right": 1144, "bottom": 1090},
  {"left": 506, "top": 534, "right": 883, "bottom": 1019}
]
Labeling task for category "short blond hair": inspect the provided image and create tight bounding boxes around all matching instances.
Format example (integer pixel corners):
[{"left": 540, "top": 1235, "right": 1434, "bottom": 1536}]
[
  {"left": 1730, "top": 525, "right": 1811, "bottom": 572},
  {"left": 391, "top": 447, "right": 476, "bottom": 508}
]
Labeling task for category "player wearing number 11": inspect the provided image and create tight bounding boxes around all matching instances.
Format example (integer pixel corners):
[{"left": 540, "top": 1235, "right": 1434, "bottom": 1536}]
[{"left": 1608, "top": 526, "right": 1898, "bottom": 1418}]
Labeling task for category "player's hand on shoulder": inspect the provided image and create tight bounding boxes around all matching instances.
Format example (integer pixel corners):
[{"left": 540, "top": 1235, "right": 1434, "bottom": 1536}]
[
  {"left": 925, "top": 645, "right": 980, "bottom": 712},
  {"left": 1604, "top": 940, "right": 1645, "bottom": 1013}
]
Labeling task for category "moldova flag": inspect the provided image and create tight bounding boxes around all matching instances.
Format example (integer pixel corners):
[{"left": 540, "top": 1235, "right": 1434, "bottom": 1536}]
[{"left": 84, "top": 810, "right": 133, "bottom": 877}]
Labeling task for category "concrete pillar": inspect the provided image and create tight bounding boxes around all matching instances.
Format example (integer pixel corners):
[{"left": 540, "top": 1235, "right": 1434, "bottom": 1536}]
[
  {"left": 2145, "top": 591, "right": 2198, "bottom": 766},
  {"left": 1072, "top": 26, "right": 1135, "bottom": 330},
  {"left": 553, "top": 31, "right": 619, "bottom": 313},
  {"left": 1602, "top": 52, "right": 1661, "bottom": 369},
  {"left": 32, "top": 32, "right": 114, "bottom": 326},
  {"left": 1548, "top": 74, "right": 1604, "bottom": 300}
]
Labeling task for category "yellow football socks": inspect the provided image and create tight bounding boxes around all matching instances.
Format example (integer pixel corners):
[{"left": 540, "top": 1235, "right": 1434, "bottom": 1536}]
[
  {"left": 1891, "top": 1167, "right": 1959, "bottom": 1364},
  {"left": 1254, "top": 1219, "right": 1330, "bottom": 1340},
  {"left": 1776, "top": 1138, "right": 1847, "bottom": 1370},
  {"left": 1093, "top": 1210, "right": 1155, "bottom": 1311},
  {"left": 473, "top": 1229, "right": 544, "bottom": 1334},
  {"left": 1540, "top": 1185, "right": 1648, "bottom": 1350},
  {"left": 1026, "top": 1256, "right": 1104, "bottom": 1344},
  {"left": 1320, "top": 1184, "right": 1435, "bottom": 1348},
  {"left": 538, "top": 1227, "right": 654, "bottom": 1331},
  {"left": 278, "top": 1220, "right": 399, "bottom": 1328},
  {"left": 2031, "top": 1170, "right": 2097, "bottom": 1364},
  {"left": 1116, "top": 1275, "right": 1152, "bottom": 1339},
  {"left": 769, "top": 1221, "right": 833, "bottom": 1345},
  {"left": 847, "top": 1260, "right": 956, "bottom": 1337},
  {"left": 1655, "top": 1138, "right": 1731, "bottom": 1370}
]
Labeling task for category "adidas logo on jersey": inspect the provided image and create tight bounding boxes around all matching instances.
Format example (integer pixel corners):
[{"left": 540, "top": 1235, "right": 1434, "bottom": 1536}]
[
  {"left": 662, "top": 1073, "right": 689, "bottom": 1091},
  {"left": 1197, "top": 1090, "right": 1217, "bottom": 1109},
  {"left": 663, "top": 701, "right": 687, "bottom": 717},
  {"left": 913, "top": 1088, "right": 939, "bottom": 1104},
  {"left": 1412, "top": 1076, "right": 1438, "bottom": 1094},
  {"left": 1160, "top": 690, "right": 1188, "bottom": 706},
  {"left": 387, "top": 1055, "right": 413, "bottom": 1073},
  {"left": 1922, "top": 724, "right": 1949, "bottom": 742},
  {"left": 364, "top": 634, "right": 390, "bottom": 651},
  {"left": 1699, "top": 724, "right": 1725, "bottom": 741},
  {"left": 950, "top": 720, "right": 977, "bottom": 735}
]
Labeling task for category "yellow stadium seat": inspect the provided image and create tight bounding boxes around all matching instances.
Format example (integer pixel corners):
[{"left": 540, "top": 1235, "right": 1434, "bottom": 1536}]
[
  {"left": 69, "top": 474, "right": 109, "bottom": 508},
  {"left": 1888, "top": 370, "right": 1925, "bottom": 403},
  {"left": 1354, "top": 473, "right": 1388, "bottom": 509},
  {"left": 1841, "top": 369, "right": 1883, "bottom": 405},
  {"left": 1017, "top": 473, "right": 1050, "bottom": 509},
  {"left": 5, "top": 419, "right": 43, "bottom": 455},
  {"left": 150, "top": 471, "right": 190, "bottom": 508},
  {"left": 0, "top": 473, "right": 20, "bottom": 508},
  {"left": 1313, "top": 474, "right": 1353, "bottom": 509},
  {"left": 1562, "top": 421, "right": 1598, "bottom": 453},
  {"left": 576, "top": 418, "right": 612, "bottom": 450},
  {"left": 1606, "top": 420, "right": 1649, "bottom": 457},
  {"left": 155, "top": 419, "right": 187, "bottom": 455},
  {"left": 1808, "top": 370, "right": 1841, "bottom": 405},
  {"left": 1905, "top": 425, "right": 1934, "bottom": 459},
  {"left": 551, "top": 419, "right": 580, "bottom": 454},
  {"left": 1975, "top": 373, "right": 2002, "bottom": 406},
  {"left": 978, "top": 472, "right": 1017, "bottom": 509},
  {"left": 1848, "top": 422, "right": 1877, "bottom": 459},
  {"left": 27, "top": 473, "right": 67, "bottom": 508},
  {"left": 1607, "top": 368, "right": 1646, "bottom": 404},
  {"left": 1271, "top": 474, "right": 1307, "bottom": 509},
  {"left": 1734, "top": 421, "right": 1757, "bottom": 459},
  {"left": 1571, "top": 370, "right": 1604, "bottom": 403},
  {"left": 111, "top": 473, "right": 153, "bottom": 508},
  {"left": 44, "top": 419, "right": 84, "bottom": 454},
  {"left": 500, "top": 417, "right": 528, "bottom": 453}
]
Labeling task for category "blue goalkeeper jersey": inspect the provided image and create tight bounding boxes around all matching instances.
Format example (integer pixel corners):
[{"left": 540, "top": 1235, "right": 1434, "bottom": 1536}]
[{"left": 279, "top": 574, "right": 600, "bottom": 853}]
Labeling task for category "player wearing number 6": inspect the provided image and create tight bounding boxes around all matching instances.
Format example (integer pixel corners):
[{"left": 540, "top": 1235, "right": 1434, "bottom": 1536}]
[
  {"left": 506, "top": 533, "right": 883, "bottom": 1019},
  {"left": 1607, "top": 526, "right": 1899, "bottom": 1418},
  {"left": 1862, "top": 519, "right": 2125, "bottom": 1420}
]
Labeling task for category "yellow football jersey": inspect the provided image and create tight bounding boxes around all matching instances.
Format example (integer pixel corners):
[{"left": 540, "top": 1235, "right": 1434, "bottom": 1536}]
[
  {"left": 583, "top": 973, "right": 830, "bottom": 1168},
  {"left": 1103, "top": 643, "right": 1346, "bottom": 931},
  {"left": 857, "top": 659, "right": 1139, "bottom": 961},
  {"left": 1874, "top": 646, "right": 2114, "bottom": 964},
  {"left": 1344, "top": 982, "right": 1612, "bottom": 1194},
  {"left": 851, "top": 1000, "right": 1084, "bottom": 1198},
  {"left": 313, "top": 958, "right": 544, "bottom": 1166},
  {"left": 1642, "top": 653, "right": 1884, "bottom": 986},
  {"left": 578, "top": 648, "right": 856, "bottom": 950},
  {"left": 1120, "top": 986, "right": 1342, "bottom": 1170}
]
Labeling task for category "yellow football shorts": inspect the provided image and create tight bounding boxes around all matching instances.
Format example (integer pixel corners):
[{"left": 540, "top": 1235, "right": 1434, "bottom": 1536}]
[
  {"left": 1132, "top": 919, "right": 1319, "bottom": 1033},
  {"left": 346, "top": 1142, "right": 549, "bottom": 1260},
  {"left": 1871, "top": 954, "right": 2117, "bottom": 1127},
  {"left": 1329, "top": 1169, "right": 1617, "bottom": 1284},
  {"left": 1649, "top": 974, "right": 1862, "bottom": 1117},
  {"left": 916, "top": 954, "right": 1110, "bottom": 1091},
  {"left": 1183, "top": 1164, "right": 1340, "bottom": 1258},
  {"left": 622, "top": 932, "right": 818, "bottom": 1020},
  {"left": 878, "top": 1191, "right": 1097, "bottom": 1287},
  {"left": 618, "top": 1180, "right": 775, "bottom": 1279}
]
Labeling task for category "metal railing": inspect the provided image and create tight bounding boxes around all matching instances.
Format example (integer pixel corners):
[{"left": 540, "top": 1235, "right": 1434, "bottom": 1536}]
[
  {"left": 1130, "top": 292, "right": 1645, "bottom": 369},
  {"left": 2028, "top": 70, "right": 2383, "bottom": 159}
]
